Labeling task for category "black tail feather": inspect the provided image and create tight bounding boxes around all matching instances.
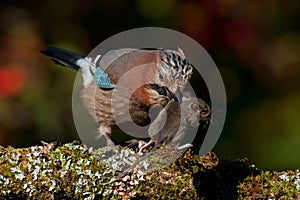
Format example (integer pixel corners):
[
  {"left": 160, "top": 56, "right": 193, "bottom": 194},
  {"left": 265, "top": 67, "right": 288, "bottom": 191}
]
[{"left": 40, "top": 47, "right": 85, "bottom": 71}]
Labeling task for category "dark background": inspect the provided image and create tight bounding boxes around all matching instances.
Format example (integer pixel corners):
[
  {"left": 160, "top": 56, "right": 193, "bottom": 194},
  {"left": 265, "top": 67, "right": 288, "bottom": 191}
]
[{"left": 0, "top": 0, "right": 300, "bottom": 170}]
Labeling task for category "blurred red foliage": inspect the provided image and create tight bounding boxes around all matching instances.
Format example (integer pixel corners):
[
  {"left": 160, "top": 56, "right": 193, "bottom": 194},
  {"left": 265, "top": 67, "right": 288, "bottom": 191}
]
[{"left": 0, "top": 65, "right": 27, "bottom": 98}]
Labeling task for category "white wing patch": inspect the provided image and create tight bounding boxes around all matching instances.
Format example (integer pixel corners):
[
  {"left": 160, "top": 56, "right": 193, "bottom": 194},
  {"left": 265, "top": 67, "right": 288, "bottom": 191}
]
[{"left": 76, "top": 55, "right": 101, "bottom": 88}]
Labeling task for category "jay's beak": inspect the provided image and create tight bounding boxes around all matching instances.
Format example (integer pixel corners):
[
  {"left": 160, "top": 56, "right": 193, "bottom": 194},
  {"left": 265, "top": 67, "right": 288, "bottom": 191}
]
[
  {"left": 164, "top": 87, "right": 182, "bottom": 103},
  {"left": 174, "top": 90, "right": 183, "bottom": 103},
  {"left": 149, "top": 84, "right": 182, "bottom": 103}
]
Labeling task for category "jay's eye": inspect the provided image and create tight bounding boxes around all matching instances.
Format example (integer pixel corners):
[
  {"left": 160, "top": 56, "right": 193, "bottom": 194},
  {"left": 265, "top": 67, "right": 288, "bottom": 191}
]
[{"left": 158, "top": 73, "right": 164, "bottom": 81}]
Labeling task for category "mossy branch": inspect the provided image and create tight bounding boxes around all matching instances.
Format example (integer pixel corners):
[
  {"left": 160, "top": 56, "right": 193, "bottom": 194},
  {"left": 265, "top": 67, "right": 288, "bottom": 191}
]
[{"left": 0, "top": 142, "right": 299, "bottom": 199}]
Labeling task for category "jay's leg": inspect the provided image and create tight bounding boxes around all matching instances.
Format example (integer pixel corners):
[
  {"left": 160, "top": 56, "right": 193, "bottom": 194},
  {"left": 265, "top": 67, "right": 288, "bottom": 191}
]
[
  {"left": 97, "top": 125, "right": 115, "bottom": 147},
  {"left": 138, "top": 139, "right": 155, "bottom": 154}
]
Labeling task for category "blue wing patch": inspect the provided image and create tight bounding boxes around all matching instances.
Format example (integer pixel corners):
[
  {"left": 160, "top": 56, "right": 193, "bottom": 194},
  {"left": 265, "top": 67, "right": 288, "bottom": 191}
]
[{"left": 93, "top": 67, "right": 116, "bottom": 89}]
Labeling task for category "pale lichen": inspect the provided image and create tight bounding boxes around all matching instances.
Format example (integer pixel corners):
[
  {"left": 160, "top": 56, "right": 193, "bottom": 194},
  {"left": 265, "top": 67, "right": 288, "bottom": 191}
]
[
  {"left": 0, "top": 142, "right": 117, "bottom": 199},
  {"left": 238, "top": 170, "right": 300, "bottom": 199},
  {"left": 1, "top": 141, "right": 298, "bottom": 199}
]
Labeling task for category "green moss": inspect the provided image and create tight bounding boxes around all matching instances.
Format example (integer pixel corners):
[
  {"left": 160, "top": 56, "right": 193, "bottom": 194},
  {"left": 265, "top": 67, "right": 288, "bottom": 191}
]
[
  {"left": 131, "top": 151, "right": 217, "bottom": 200},
  {"left": 0, "top": 142, "right": 117, "bottom": 200},
  {"left": 238, "top": 170, "right": 300, "bottom": 199},
  {"left": 0, "top": 141, "right": 299, "bottom": 199}
]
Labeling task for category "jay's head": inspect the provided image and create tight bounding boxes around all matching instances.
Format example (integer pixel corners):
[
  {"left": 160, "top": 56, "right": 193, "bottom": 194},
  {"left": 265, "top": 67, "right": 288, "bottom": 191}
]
[{"left": 148, "top": 48, "right": 193, "bottom": 105}]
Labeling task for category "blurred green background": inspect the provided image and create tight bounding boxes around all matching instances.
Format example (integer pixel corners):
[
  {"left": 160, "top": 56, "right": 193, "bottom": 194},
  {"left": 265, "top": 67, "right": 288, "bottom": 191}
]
[{"left": 0, "top": 0, "right": 300, "bottom": 170}]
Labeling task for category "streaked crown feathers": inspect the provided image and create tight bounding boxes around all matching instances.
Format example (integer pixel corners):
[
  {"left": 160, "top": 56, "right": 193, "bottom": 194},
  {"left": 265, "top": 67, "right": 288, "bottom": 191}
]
[{"left": 159, "top": 47, "right": 193, "bottom": 85}]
